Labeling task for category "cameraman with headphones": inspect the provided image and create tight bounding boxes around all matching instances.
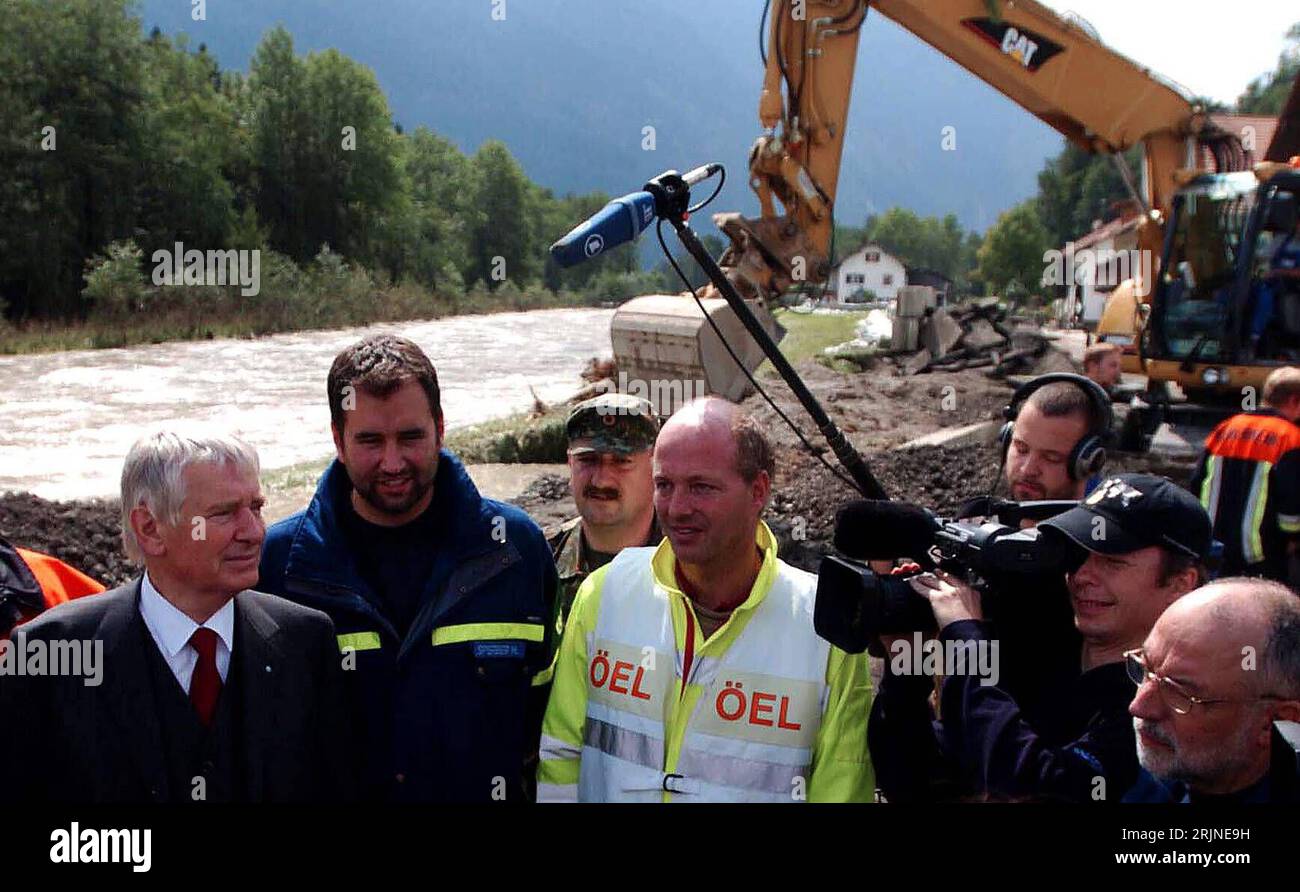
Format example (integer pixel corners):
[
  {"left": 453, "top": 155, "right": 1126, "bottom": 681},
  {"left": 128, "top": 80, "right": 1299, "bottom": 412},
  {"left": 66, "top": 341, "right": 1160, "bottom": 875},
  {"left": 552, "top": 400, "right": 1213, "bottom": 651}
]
[{"left": 868, "top": 374, "right": 1212, "bottom": 802}]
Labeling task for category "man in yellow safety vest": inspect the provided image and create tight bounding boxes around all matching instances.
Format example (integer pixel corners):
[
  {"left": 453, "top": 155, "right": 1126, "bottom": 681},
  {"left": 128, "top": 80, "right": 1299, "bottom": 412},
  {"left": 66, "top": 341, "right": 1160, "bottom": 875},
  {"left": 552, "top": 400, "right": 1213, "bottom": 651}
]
[{"left": 538, "top": 396, "right": 874, "bottom": 802}]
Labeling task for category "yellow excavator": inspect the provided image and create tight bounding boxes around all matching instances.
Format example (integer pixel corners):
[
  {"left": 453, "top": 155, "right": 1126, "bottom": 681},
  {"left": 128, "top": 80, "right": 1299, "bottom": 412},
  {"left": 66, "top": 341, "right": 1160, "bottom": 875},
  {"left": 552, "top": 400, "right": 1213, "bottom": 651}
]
[{"left": 610, "top": 0, "right": 1267, "bottom": 438}]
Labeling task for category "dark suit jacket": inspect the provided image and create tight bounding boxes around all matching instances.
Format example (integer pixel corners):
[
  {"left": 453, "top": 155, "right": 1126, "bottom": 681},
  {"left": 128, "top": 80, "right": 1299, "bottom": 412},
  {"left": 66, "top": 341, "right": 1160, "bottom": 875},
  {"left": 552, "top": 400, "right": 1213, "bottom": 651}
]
[{"left": 0, "top": 579, "right": 356, "bottom": 803}]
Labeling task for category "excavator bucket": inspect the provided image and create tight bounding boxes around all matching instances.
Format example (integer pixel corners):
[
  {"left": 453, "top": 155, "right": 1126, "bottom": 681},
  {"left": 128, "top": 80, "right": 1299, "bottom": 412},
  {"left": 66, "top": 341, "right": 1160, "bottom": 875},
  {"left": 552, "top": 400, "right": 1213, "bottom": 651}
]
[{"left": 610, "top": 293, "right": 786, "bottom": 413}]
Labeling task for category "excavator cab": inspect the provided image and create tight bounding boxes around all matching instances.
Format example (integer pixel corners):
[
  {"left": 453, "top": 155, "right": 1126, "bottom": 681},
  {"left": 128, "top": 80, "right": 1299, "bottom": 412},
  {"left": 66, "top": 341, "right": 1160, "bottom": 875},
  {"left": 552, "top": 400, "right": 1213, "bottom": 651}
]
[
  {"left": 1232, "top": 171, "right": 1300, "bottom": 361},
  {"left": 1141, "top": 167, "right": 1300, "bottom": 403},
  {"left": 1145, "top": 172, "right": 1256, "bottom": 367}
]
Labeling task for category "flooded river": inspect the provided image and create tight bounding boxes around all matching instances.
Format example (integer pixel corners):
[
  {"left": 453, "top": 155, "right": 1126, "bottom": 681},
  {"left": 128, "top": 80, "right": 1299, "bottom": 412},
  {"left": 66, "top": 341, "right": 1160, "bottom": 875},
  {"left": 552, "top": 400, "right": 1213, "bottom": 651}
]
[{"left": 0, "top": 308, "right": 615, "bottom": 500}]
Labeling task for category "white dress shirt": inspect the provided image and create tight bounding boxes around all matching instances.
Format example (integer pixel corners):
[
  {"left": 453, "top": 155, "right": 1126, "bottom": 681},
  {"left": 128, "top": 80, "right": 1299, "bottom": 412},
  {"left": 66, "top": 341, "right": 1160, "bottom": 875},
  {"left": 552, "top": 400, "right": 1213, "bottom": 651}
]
[{"left": 139, "top": 573, "right": 234, "bottom": 693}]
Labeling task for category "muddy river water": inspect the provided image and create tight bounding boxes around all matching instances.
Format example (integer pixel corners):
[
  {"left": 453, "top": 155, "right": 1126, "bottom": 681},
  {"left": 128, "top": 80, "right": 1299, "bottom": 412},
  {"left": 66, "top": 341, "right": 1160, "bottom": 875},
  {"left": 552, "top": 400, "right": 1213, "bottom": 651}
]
[{"left": 0, "top": 308, "right": 614, "bottom": 500}]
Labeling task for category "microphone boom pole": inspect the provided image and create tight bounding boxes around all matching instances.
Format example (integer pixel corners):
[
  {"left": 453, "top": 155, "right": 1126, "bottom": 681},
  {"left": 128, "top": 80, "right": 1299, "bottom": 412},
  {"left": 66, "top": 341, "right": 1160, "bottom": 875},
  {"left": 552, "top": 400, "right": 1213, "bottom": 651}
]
[{"left": 642, "top": 168, "right": 889, "bottom": 501}]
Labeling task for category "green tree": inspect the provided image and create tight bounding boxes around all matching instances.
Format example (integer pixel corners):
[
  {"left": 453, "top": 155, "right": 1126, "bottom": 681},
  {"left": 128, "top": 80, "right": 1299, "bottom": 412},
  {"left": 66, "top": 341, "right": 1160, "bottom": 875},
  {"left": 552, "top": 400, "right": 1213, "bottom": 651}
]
[
  {"left": 1237, "top": 23, "right": 1300, "bottom": 114},
  {"left": 1036, "top": 142, "right": 1142, "bottom": 249},
  {"left": 849, "top": 207, "right": 976, "bottom": 289},
  {"left": 976, "top": 200, "right": 1051, "bottom": 299},
  {"left": 652, "top": 233, "right": 726, "bottom": 291},
  {"left": 0, "top": 0, "right": 146, "bottom": 318},
  {"left": 248, "top": 26, "right": 311, "bottom": 260},
  {"left": 960, "top": 230, "right": 984, "bottom": 295},
  {"left": 373, "top": 127, "right": 473, "bottom": 290},
  {"left": 134, "top": 34, "right": 243, "bottom": 260},
  {"left": 863, "top": 208, "right": 927, "bottom": 265},
  {"left": 467, "top": 140, "right": 537, "bottom": 290},
  {"left": 299, "top": 48, "right": 402, "bottom": 265}
]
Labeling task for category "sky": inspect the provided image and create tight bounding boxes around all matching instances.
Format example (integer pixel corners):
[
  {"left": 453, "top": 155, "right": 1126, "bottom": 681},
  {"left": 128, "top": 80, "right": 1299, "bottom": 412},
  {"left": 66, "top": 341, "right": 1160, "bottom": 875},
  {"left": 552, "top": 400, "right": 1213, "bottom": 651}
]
[{"left": 1040, "top": 0, "right": 1296, "bottom": 106}]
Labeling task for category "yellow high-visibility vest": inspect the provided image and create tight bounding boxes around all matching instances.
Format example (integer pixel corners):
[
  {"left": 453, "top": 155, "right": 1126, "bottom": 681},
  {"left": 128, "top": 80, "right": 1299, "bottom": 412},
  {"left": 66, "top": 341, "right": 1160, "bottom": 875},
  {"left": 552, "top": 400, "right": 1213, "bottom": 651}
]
[{"left": 538, "top": 522, "right": 875, "bottom": 803}]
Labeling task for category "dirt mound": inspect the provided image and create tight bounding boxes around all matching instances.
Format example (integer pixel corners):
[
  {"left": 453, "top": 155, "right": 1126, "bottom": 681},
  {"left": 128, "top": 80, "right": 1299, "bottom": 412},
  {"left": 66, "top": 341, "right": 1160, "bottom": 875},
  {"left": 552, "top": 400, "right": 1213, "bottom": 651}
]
[
  {"left": 511, "top": 473, "right": 576, "bottom": 533},
  {"left": 744, "top": 360, "right": 1013, "bottom": 454},
  {"left": 765, "top": 442, "right": 1002, "bottom": 572},
  {"left": 0, "top": 492, "right": 133, "bottom": 586}
]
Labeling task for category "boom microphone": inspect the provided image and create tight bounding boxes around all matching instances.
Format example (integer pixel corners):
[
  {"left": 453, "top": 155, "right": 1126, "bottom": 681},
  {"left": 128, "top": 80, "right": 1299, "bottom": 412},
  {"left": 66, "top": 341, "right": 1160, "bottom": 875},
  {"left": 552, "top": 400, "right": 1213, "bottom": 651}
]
[
  {"left": 549, "top": 191, "right": 658, "bottom": 268},
  {"left": 548, "top": 164, "right": 724, "bottom": 269},
  {"left": 832, "top": 500, "right": 941, "bottom": 562}
]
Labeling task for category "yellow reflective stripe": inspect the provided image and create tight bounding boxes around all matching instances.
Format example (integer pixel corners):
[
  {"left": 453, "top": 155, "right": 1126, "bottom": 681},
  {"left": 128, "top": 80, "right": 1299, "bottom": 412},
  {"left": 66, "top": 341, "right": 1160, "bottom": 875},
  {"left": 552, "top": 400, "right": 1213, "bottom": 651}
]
[
  {"left": 532, "top": 659, "right": 556, "bottom": 687},
  {"left": 337, "top": 631, "right": 381, "bottom": 652},
  {"left": 1243, "top": 463, "right": 1271, "bottom": 565},
  {"left": 1279, "top": 513, "right": 1300, "bottom": 533},
  {"left": 1200, "top": 455, "right": 1222, "bottom": 519},
  {"left": 432, "top": 622, "right": 545, "bottom": 646}
]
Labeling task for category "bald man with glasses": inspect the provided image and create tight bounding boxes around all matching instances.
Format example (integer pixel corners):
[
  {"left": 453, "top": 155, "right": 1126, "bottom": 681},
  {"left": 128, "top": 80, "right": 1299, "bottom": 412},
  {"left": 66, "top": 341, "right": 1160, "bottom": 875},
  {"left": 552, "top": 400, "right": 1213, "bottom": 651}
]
[{"left": 1124, "top": 578, "right": 1300, "bottom": 803}]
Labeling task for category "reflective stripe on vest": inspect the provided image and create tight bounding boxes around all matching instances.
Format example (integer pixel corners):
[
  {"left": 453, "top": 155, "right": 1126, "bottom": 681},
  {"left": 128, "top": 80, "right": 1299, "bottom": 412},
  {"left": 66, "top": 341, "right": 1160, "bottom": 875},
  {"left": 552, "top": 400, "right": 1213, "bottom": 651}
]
[
  {"left": 337, "top": 631, "right": 382, "bottom": 652},
  {"left": 578, "top": 533, "right": 829, "bottom": 803},
  {"left": 1199, "top": 454, "right": 1223, "bottom": 521},
  {"left": 431, "top": 622, "right": 545, "bottom": 646},
  {"left": 1241, "top": 462, "right": 1272, "bottom": 566}
]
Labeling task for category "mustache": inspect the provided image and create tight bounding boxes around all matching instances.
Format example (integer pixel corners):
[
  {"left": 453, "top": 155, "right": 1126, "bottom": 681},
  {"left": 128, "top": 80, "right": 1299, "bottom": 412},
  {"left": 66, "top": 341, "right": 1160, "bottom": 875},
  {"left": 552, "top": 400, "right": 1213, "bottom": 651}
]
[
  {"left": 583, "top": 486, "right": 621, "bottom": 500},
  {"left": 1134, "top": 718, "right": 1174, "bottom": 747}
]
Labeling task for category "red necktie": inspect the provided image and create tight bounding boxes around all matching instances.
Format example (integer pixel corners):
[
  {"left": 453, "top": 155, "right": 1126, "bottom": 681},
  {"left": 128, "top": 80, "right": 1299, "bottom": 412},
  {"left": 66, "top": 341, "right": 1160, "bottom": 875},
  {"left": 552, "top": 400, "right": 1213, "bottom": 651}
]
[{"left": 188, "top": 627, "right": 222, "bottom": 727}]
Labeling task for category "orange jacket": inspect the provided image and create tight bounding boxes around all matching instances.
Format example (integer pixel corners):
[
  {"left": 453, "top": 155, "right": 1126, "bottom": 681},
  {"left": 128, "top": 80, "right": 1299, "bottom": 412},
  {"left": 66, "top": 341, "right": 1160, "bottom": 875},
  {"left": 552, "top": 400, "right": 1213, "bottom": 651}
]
[
  {"left": 16, "top": 547, "right": 106, "bottom": 608},
  {"left": 1, "top": 543, "right": 106, "bottom": 636}
]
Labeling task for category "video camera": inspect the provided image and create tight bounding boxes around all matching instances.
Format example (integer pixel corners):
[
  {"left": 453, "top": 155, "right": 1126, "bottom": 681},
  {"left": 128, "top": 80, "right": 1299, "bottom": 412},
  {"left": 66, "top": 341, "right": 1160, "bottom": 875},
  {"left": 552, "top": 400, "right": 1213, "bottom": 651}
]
[{"left": 814, "top": 497, "right": 1079, "bottom": 654}]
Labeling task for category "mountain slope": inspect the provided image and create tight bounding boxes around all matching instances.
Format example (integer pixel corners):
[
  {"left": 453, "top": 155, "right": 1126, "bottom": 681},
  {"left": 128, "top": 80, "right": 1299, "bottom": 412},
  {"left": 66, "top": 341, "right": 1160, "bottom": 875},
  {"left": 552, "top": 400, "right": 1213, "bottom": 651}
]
[{"left": 136, "top": 0, "right": 1063, "bottom": 236}]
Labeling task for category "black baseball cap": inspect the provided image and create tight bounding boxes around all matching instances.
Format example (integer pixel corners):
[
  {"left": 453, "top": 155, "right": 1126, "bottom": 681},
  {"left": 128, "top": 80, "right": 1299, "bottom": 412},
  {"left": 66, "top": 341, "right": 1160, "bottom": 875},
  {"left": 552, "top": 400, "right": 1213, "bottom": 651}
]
[{"left": 1039, "top": 473, "right": 1213, "bottom": 562}]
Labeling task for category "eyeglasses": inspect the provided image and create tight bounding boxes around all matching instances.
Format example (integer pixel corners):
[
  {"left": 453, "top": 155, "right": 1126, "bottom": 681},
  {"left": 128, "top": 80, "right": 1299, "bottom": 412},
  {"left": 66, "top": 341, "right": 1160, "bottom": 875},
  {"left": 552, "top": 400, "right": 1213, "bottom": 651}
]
[{"left": 1123, "top": 649, "right": 1286, "bottom": 716}]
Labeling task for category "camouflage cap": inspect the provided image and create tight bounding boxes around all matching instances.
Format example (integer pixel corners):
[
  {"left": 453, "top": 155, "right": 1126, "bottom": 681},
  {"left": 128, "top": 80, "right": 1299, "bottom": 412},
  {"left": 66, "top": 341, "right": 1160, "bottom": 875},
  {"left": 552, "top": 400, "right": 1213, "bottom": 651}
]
[{"left": 565, "top": 393, "right": 659, "bottom": 455}]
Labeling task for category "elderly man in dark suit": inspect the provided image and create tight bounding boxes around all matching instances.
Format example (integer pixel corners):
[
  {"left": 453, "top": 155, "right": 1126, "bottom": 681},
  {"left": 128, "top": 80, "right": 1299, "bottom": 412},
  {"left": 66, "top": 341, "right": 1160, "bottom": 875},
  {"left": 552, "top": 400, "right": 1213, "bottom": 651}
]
[{"left": 0, "top": 430, "right": 352, "bottom": 803}]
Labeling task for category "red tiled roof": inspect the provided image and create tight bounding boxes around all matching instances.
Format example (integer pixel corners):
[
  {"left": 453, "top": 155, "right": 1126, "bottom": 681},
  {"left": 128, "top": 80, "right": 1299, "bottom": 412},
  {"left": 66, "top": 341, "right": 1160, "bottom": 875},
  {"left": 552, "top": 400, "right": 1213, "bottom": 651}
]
[{"left": 1069, "top": 213, "right": 1140, "bottom": 250}]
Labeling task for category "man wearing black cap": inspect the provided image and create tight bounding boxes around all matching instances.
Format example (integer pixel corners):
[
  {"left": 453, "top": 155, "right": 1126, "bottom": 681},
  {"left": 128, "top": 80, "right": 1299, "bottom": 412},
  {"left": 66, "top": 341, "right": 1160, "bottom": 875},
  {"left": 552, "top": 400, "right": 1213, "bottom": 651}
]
[
  {"left": 871, "top": 474, "right": 1211, "bottom": 802},
  {"left": 545, "top": 393, "right": 662, "bottom": 643}
]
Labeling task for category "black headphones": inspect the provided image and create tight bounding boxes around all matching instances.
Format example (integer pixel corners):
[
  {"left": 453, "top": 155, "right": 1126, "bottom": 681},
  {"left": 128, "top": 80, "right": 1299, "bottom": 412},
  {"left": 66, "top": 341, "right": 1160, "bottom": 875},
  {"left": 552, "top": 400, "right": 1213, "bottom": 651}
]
[{"left": 998, "top": 372, "right": 1114, "bottom": 482}]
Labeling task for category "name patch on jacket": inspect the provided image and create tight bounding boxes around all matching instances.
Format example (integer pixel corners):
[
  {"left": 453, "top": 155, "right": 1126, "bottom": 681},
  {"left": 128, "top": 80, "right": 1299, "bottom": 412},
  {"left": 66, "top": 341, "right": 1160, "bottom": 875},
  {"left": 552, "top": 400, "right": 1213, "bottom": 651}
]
[{"left": 473, "top": 641, "right": 527, "bottom": 660}]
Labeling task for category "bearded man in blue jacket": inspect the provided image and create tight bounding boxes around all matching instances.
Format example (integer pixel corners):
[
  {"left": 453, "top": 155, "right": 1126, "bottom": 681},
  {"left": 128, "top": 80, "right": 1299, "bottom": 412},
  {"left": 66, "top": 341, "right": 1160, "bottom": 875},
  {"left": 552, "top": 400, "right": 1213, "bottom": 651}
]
[{"left": 258, "top": 334, "right": 557, "bottom": 802}]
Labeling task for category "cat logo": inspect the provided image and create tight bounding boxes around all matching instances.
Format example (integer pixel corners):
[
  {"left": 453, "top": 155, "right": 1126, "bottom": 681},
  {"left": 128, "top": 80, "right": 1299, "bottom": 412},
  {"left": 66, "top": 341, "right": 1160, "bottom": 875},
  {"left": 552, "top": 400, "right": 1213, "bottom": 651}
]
[
  {"left": 961, "top": 18, "right": 1064, "bottom": 74},
  {"left": 1000, "top": 27, "right": 1039, "bottom": 69}
]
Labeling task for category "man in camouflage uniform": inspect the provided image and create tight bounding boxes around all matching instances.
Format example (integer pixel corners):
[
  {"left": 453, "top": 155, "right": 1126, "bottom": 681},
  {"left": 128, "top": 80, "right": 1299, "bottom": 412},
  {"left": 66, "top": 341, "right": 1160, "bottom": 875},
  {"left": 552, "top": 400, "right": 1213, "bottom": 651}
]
[{"left": 546, "top": 393, "right": 661, "bottom": 639}]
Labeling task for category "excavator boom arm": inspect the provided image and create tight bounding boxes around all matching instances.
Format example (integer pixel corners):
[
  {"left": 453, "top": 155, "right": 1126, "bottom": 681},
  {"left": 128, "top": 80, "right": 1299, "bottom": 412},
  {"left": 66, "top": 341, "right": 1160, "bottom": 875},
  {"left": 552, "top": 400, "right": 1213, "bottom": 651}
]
[{"left": 734, "top": 0, "right": 1232, "bottom": 300}]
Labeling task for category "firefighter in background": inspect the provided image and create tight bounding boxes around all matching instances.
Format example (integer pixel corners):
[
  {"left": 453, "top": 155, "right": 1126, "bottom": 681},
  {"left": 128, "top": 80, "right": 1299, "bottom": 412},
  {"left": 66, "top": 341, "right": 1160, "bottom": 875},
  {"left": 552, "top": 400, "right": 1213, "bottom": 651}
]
[
  {"left": 1, "top": 537, "right": 106, "bottom": 637},
  {"left": 1190, "top": 366, "right": 1300, "bottom": 583}
]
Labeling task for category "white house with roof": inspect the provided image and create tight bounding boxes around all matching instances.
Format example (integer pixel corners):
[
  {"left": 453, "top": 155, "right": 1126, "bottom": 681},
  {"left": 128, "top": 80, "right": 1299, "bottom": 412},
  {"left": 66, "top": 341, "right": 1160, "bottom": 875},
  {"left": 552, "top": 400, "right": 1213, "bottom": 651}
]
[{"left": 830, "top": 243, "right": 907, "bottom": 303}]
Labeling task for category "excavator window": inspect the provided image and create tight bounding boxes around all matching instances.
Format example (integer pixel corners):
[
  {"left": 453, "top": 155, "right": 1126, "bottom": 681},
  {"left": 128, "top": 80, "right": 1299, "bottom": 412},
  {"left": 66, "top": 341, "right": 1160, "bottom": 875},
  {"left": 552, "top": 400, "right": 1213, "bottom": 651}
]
[
  {"left": 1244, "top": 187, "right": 1300, "bottom": 360},
  {"left": 1156, "top": 181, "right": 1257, "bottom": 361}
]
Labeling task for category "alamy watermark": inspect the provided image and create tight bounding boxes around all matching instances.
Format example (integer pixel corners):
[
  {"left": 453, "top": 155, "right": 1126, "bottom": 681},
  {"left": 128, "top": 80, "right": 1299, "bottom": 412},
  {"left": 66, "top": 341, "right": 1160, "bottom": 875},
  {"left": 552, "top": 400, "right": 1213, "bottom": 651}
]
[
  {"left": 596, "top": 372, "right": 707, "bottom": 415},
  {"left": 152, "top": 241, "right": 261, "bottom": 297},
  {"left": 1042, "top": 246, "right": 1153, "bottom": 301},
  {"left": 888, "top": 631, "right": 1000, "bottom": 687},
  {"left": 0, "top": 637, "right": 103, "bottom": 686},
  {"left": 50, "top": 823, "right": 150, "bottom": 873}
]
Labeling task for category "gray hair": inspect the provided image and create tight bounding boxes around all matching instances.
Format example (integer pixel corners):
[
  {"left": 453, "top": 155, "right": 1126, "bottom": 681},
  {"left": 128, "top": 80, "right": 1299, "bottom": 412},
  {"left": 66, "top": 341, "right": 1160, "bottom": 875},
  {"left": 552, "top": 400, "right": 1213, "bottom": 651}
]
[
  {"left": 120, "top": 430, "right": 260, "bottom": 562},
  {"left": 1208, "top": 577, "right": 1300, "bottom": 700},
  {"left": 1261, "top": 586, "right": 1300, "bottom": 700}
]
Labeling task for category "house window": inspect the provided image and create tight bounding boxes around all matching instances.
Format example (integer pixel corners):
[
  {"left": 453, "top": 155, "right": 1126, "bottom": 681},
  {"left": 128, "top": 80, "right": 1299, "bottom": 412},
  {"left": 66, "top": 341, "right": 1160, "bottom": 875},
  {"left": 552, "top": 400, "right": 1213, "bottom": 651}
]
[
  {"left": 883, "top": 274, "right": 893, "bottom": 286},
  {"left": 865, "top": 251, "right": 880, "bottom": 262},
  {"left": 845, "top": 273, "right": 865, "bottom": 285}
]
